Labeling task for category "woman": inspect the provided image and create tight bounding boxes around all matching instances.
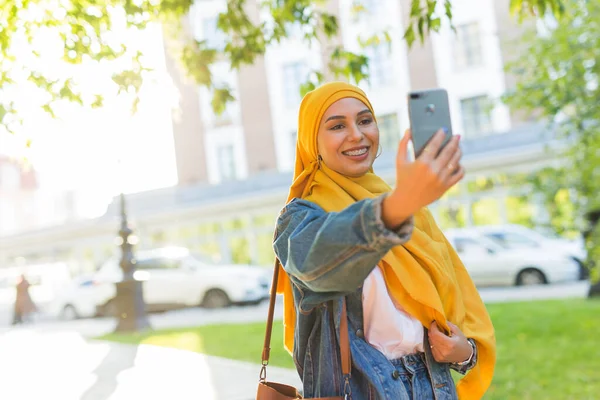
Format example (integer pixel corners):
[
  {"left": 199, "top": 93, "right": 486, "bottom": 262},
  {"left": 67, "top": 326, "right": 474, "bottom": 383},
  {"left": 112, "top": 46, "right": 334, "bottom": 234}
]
[
  {"left": 12, "top": 274, "right": 37, "bottom": 325},
  {"left": 273, "top": 82, "right": 495, "bottom": 399}
]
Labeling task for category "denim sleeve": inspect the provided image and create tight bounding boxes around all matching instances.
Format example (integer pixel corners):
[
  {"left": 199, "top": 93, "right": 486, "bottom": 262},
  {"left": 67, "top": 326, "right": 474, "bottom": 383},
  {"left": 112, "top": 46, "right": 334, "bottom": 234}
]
[{"left": 273, "top": 195, "right": 413, "bottom": 297}]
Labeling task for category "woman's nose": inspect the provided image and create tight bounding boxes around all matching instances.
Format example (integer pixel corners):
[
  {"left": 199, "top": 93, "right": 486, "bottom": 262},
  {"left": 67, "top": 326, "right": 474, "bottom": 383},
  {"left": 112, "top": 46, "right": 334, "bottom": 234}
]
[{"left": 347, "top": 123, "right": 364, "bottom": 142}]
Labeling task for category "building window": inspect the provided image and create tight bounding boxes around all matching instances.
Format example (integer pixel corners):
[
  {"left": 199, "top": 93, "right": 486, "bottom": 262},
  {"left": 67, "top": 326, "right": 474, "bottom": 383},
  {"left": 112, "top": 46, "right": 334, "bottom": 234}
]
[
  {"left": 460, "top": 95, "right": 493, "bottom": 136},
  {"left": 377, "top": 113, "right": 400, "bottom": 151},
  {"left": 217, "top": 144, "right": 237, "bottom": 181},
  {"left": 203, "top": 17, "right": 227, "bottom": 51},
  {"left": 454, "top": 22, "right": 483, "bottom": 69},
  {"left": 282, "top": 62, "right": 307, "bottom": 107},
  {"left": 366, "top": 44, "right": 393, "bottom": 87}
]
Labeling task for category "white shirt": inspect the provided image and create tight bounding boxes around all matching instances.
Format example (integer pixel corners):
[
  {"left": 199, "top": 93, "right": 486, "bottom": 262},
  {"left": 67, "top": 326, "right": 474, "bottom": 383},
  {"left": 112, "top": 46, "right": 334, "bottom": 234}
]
[{"left": 362, "top": 267, "right": 425, "bottom": 359}]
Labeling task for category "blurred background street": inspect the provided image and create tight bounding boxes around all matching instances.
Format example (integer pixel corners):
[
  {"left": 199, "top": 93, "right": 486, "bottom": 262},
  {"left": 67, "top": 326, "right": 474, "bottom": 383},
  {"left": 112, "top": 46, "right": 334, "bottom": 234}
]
[
  {"left": 0, "top": 281, "right": 589, "bottom": 336},
  {"left": 0, "top": 281, "right": 592, "bottom": 400},
  {"left": 1, "top": 0, "right": 599, "bottom": 399}
]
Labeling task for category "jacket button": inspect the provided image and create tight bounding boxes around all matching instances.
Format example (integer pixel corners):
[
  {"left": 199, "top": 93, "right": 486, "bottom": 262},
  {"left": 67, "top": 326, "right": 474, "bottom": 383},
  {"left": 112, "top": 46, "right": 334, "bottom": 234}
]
[
  {"left": 392, "top": 370, "right": 400, "bottom": 380},
  {"left": 356, "top": 329, "right": 364, "bottom": 338}
]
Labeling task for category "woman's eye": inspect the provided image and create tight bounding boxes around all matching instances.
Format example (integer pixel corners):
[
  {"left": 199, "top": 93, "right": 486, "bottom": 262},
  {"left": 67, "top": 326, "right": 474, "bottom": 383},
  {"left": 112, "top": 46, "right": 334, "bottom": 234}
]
[
  {"left": 359, "top": 118, "right": 373, "bottom": 125},
  {"left": 330, "top": 124, "right": 344, "bottom": 130}
]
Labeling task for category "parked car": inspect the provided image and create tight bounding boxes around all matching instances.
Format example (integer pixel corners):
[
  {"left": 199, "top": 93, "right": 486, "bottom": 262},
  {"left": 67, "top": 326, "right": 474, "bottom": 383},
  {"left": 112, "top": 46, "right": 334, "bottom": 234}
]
[
  {"left": 47, "top": 274, "right": 109, "bottom": 320},
  {"left": 49, "top": 247, "right": 270, "bottom": 319},
  {"left": 444, "top": 229, "right": 580, "bottom": 287},
  {"left": 464, "top": 224, "right": 588, "bottom": 280}
]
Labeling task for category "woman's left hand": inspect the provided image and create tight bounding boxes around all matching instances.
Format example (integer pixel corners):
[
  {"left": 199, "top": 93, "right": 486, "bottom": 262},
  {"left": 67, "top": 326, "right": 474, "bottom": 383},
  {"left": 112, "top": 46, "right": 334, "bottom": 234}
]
[{"left": 428, "top": 321, "right": 473, "bottom": 364}]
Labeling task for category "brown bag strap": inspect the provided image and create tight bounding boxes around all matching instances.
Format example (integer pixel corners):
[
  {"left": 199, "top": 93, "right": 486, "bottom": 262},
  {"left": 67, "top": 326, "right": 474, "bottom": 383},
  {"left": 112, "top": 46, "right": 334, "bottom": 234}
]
[
  {"left": 260, "top": 260, "right": 281, "bottom": 365},
  {"left": 261, "top": 260, "right": 352, "bottom": 377},
  {"left": 338, "top": 299, "right": 351, "bottom": 376}
]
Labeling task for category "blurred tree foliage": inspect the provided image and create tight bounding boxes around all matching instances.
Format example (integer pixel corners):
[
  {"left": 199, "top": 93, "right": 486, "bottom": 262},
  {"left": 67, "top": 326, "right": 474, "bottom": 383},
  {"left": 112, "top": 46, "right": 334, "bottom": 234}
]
[
  {"left": 503, "top": 0, "right": 600, "bottom": 293},
  {"left": 0, "top": 0, "right": 565, "bottom": 135}
]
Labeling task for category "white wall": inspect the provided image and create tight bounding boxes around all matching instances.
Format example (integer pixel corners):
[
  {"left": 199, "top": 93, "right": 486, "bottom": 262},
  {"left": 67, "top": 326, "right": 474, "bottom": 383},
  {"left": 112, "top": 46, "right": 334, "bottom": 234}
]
[
  {"left": 189, "top": 2, "right": 248, "bottom": 184},
  {"left": 429, "top": 0, "right": 512, "bottom": 136},
  {"left": 202, "top": 124, "right": 249, "bottom": 183},
  {"left": 188, "top": 0, "right": 515, "bottom": 176},
  {"left": 338, "top": 0, "right": 412, "bottom": 134},
  {"left": 264, "top": 0, "right": 415, "bottom": 171},
  {"left": 263, "top": 23, "right": 323, "bottom": 172}
]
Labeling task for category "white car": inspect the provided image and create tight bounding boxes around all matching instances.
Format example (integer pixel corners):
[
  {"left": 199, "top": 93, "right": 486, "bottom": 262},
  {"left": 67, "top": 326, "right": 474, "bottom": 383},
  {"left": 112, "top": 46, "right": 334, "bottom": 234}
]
[
  {"left": 444, "top": 229, "right": 580, "bottom": 287},
  {"left": 465, "top": 224, "right": 588, "bottom": 280},
  {"left": 47, "top": 274, "right": 108, "bottom": 320},
  {"left": 51, "top": 247, "right": 270, "bottom": 319}
]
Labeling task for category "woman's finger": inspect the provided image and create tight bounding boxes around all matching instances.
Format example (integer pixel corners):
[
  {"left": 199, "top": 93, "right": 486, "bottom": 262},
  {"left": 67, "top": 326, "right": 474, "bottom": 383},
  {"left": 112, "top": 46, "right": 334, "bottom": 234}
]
[
  {"left": 446, "top": 165, "right": 466, "bottom": 187},
  {"left": 429, "top": 321, "right": 444, "bottom": 339},
  {"left": 438, "top": 147, "right": 462, "bottom": 182},
  {"left": 447, "top": 322, "right": 462, "bottom": 336},
  {"left": 418, "top": 129, "right": 446, "bottom": 163},
  {"left": 429, "top": 342, "right": 442, "bottom": 361},
  {"left": 432, "top": 134, "right": 460, "bottom": 171},
  {"left": 396, "top": 129, "right": 412, "bottom": 167}
]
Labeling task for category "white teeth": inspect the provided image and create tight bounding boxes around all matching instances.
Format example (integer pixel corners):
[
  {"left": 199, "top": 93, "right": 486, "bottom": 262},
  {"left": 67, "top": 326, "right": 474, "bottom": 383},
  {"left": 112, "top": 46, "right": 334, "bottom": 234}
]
[{"left": 343, "top": 148, "right": 368, "bottom": 156}]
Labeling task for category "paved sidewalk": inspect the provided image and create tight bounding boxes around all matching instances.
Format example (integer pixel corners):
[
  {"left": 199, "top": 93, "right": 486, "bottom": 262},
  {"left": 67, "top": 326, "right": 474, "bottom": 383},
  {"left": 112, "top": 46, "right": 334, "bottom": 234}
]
[
  {"left": 0, "top": 282, "right": 589, "bottom": 399},
  {"left": 0, "top": 329, "right": 301, "bottom": 400}
]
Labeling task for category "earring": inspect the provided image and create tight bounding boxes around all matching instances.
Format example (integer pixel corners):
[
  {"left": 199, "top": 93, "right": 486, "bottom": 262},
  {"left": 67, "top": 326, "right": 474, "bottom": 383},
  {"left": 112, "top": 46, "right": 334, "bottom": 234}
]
[{"left": 375, "top": 144, "right": 383, "bottom": 159}]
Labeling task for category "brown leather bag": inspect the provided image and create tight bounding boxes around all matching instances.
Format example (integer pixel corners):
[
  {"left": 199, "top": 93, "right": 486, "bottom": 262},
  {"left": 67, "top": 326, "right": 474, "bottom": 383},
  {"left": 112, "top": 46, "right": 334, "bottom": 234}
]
[{"left": 256, "top": 261, "right": 352, "bottom": 400}]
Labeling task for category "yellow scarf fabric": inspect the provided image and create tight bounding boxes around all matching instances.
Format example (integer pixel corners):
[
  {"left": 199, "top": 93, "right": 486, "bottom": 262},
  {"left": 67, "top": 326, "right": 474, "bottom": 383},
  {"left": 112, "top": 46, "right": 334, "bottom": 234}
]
[{"left": 275, "top": 82, "right": 496, "bottom": 399}]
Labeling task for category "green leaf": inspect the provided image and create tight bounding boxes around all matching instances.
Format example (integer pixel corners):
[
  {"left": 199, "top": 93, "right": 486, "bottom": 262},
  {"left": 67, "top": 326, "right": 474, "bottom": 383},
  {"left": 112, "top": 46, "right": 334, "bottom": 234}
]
[
  {"left": 320, "top": 13, "right": 338, "bottom": 37},
  {"left": 299, "top": 81, "right": 316, "bottom": 97},
  {"left": 444, "top": 0, "right": 453, "bottom": 20},
  {"left": 91, "top": 95, "right": 104, "bottom": 109},
  {"left": 404, "top": 26, "right": 416, "bottom": 48},
  {"left": 211, "top": 87, "right": 235, "bottom": 115},
  {"left": 410, "top": 0, "right": 420, "bottom": 17},
  {"left": 417, "top": 16, "right": 425, "bottom": 43},
  {"left": 42, "top": 103, "right": 56, "bottom": 119},
  {"left": 131, "top": 96, "right": 141, "bottom": 114}
]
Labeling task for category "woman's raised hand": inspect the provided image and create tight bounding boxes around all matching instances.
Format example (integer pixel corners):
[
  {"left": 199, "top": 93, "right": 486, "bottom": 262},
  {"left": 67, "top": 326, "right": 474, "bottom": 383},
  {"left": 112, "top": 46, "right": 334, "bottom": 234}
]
[{"left": 381, "top": 129, "right": 464, "bottom": 229}]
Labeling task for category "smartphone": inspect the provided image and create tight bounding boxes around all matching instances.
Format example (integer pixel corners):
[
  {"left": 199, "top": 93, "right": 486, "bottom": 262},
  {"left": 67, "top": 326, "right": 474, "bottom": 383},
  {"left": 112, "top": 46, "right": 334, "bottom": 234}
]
[{"left": 407, "top": 88, "right": 453, "bottom": 157}]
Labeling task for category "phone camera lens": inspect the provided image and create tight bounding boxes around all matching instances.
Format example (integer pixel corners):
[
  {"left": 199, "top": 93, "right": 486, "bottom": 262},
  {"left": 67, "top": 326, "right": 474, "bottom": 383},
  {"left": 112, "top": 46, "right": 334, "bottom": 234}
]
[{"left": 410, "top": 93, "right": 421, "bottom": 99}]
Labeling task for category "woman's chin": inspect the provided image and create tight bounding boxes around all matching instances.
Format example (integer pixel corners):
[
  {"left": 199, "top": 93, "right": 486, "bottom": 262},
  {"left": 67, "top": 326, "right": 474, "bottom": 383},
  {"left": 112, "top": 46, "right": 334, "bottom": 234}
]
[{"left": 340, "top": 164, "right": 373, "bottom": 178}]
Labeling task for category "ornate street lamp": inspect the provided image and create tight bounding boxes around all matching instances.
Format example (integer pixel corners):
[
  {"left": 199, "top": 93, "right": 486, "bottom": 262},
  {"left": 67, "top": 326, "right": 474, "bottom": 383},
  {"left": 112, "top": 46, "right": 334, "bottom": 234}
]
[{"left": 113, "top": 192, "right": 151, "bottom": 332}]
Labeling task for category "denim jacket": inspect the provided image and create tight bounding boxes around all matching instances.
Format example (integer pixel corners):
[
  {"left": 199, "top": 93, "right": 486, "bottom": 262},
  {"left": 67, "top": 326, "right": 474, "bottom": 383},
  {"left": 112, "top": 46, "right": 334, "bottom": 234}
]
[{"left": 273, "top": 196, "right": 466, "bottom": 400}]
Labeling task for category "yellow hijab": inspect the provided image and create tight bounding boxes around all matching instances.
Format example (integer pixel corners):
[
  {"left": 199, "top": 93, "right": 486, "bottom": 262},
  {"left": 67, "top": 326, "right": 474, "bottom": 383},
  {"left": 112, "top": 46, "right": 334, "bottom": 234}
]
[{"left": 275, "top": 82, "right": 496, "bottom": 400}]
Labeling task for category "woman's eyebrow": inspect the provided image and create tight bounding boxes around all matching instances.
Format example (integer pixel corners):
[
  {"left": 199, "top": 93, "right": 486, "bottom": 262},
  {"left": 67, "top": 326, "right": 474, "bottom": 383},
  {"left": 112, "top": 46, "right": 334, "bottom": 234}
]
[
  {"left": 325, "top": 114, "right": 346, "bottom": 122},
  {"left": 325, "top": 109, "right": 371, "bottom": 123}
]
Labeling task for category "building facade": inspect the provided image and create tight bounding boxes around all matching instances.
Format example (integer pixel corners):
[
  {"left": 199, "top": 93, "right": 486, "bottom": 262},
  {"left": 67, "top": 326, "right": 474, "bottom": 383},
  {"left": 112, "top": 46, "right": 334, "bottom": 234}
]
[
  {"left": 0, "top": 1, "right": 568, "bottom": 274},
  {"left": 170, "top": 0, "right": 530, "bottom": 185},
  {"left": 0, "top": 123, "right": 568, "bottom": 274}
]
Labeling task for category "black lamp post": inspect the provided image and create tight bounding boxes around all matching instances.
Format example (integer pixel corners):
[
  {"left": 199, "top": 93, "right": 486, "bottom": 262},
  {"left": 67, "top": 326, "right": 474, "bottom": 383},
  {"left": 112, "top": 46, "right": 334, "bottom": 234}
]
[{"left": 113, "top": 192, "right": 151, "bottom": 332}]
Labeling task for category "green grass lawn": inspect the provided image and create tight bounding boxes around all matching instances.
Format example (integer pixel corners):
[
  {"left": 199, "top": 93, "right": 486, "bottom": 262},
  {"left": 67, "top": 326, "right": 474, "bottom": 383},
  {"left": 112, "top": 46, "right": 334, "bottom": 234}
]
[{"left": 100, "top": 299, "right": 600, "bottom": 399}]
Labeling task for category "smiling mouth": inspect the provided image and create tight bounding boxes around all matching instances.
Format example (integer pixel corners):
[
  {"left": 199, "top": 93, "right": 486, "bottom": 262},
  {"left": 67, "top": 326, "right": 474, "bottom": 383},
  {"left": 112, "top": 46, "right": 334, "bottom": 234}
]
[{"left": 342, "top": 147, "right": 369, "bottom": 156}]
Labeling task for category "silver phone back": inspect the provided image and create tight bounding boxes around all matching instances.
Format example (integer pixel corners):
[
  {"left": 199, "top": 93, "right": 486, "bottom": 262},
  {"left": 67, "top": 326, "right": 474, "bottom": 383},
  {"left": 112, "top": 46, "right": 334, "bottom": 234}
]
[{"left": 407, "top": 88, "right": 453, "bottom": 156}]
